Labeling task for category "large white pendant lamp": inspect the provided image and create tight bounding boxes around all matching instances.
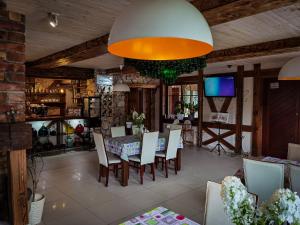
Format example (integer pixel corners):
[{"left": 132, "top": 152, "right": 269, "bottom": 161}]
[
  {"left": 279, "top": 56, "right": 300, "bottom": 80},
  {"left": 108, "top": 0, "right": 213, "bottom": 61}
]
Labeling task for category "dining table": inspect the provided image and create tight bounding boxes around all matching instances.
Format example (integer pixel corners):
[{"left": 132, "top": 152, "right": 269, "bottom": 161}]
[
  {"left": 120, "top": 206, "right": 200, "bottom": 225},
  {"left": 105, "top": 133, "right": 183, "bottom": 186}
]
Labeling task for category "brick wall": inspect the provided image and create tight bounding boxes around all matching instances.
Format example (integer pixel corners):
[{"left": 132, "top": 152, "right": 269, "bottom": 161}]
[
  {"left": 0, "top": 1, "right": 26, "bottom": 221},
  {"left": 0, "top": 5, "right": 25, "bottom": 123}
]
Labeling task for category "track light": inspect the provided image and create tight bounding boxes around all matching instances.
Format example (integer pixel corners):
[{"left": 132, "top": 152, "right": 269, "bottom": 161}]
[{"left": 48, "top": 12, "right": 59, "bottom": 28}]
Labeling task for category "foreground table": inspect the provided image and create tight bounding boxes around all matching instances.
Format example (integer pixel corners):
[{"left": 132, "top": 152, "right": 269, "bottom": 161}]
[
  {"left": 106, "top": 134, "right": 183, "bottom": 186},
  {"left": 120, "top": 207, "right": 200, "bottom": 225}
]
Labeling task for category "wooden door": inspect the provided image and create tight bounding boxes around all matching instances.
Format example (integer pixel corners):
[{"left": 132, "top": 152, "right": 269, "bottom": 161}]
[
  {"left": 127, "top": 88, "right": 156, "bottom": 130},
  {"left": 262, "top": 79, "right": 300, "bottom": 158},
  {"left": 128, "top": 88, "right": 143, "bottom": 112}
]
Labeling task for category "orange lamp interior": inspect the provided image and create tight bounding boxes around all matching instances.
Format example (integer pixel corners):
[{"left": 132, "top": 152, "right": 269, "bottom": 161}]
[
  {"left": 108, "top": 37, "right": 213, "bottom": 60},
  {"left": 278, "top": 76, "right": 300, "bottom": 80}
]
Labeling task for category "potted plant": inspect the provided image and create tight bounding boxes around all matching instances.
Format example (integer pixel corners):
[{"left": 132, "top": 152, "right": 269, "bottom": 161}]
[{"left": 27, "top": 153, "right": 45, "bottom": 225}]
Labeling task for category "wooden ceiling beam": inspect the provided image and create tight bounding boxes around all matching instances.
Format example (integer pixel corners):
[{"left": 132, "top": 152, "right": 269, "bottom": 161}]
[
  {"left": 207, "top": 36, "right": 300, "bottom": 63},
  {"left": 26, "top": 34, "right": 109, "bottom": 69},
  {"left": 193, "top": 0, "right": 298, "bottom": 26},
  {"left": 26, "top": 66, "right": 94, "bottom": 80},
  {"left": 26, "top": 0, "right": 298, "bottom": 69}
]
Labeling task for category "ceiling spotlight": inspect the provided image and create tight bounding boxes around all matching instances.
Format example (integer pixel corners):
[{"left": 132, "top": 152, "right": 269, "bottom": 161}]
[{"left": 48, "top": 12, "right": 59, "bottom": 28}]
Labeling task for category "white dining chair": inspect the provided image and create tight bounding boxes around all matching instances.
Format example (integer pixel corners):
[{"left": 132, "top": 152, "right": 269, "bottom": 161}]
[
  {"left": 170, "top": 124, "right": 182, "bottom": 130},
  {"left": 243, "top": 159, "right": 284, "bottom": 203},
  {"left": 111, "top": 126, "right": 126, "bottom": 138},
  {"left": 203, "top": 181, "right": 234, "bottom": 225},
  {"left": 155, "top": 129, "right": 181, "bottom": 178},
  {"left": 128, "top": 131, "right": 159, "bottom": 184},
  {"left": 288, "top": 143, "right": 300, "bottom": 162},
  {"left": 173, "top": 119, "right": 180, "bottom": 125},
  {"left": 93, "top": 131, "right": 122, "bottom": 187},
  {"left": 290, "top": 165, "right": 300, "bottom": 194}
]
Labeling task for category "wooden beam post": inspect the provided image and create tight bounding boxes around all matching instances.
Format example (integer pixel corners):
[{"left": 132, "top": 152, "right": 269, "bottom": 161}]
[
  {"left": 159, "top": 79, "right": 164, "bottom": 132},
  {"left": 198, "top": 70, "right": 204, "bottom": 147},
  {"left": 252, "top": 64, "right": 263, "bottom": 156},
  {"left": 165, "top": 84, "right": 168, "bottom": 116},
  {"left": 8, "top": 150, "right": 28, "bottom": 225},
  {"left": 235, "top": 65, "right": 244, "bottom": 153}
]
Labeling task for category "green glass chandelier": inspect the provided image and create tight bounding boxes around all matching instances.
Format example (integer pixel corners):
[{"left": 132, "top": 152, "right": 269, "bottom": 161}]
[{"left": 124, "top": 57, "right": 207, "bottom": 85}]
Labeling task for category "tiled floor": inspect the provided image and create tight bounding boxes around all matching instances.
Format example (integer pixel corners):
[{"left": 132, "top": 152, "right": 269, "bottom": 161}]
[{"left": 33, "top": 146, "right": 242, "bottom": 225}]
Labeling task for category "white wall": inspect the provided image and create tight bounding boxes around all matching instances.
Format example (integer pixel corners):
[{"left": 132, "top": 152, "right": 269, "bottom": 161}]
[{"left": 202, "top": 77, "right": 254, "bottom": 154}]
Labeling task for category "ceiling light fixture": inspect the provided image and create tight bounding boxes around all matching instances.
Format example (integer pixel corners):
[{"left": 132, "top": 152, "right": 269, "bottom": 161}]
[
  {"left": 108, "top": 0, "right": 213, "bottom": 61},
  {"left": 48, "top": 12, "right": 59, "bottom": 28},
  {"left": 278, "top": 56, "right": 300, "bottom": 80}
]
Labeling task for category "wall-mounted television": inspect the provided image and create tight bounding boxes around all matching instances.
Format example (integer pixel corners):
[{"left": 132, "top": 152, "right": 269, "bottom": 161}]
[{"left": 204, "top": 76, "right": 236, "bottom": 97}]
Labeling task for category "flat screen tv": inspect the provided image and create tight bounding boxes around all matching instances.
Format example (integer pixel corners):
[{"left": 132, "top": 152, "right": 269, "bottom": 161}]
[{"left": 204, "top": 76, "right": 236, "bottom": 97}]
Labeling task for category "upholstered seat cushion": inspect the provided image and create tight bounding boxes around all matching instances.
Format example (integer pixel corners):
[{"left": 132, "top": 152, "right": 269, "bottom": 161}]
[
  {"left": 155, "top": 151, "right": 166, "bottom": 157},
  {"left": 107, "top": 153, "right": 121, "bottom": 164},
  {"left": 128, "top": 155, "right": 141, "bottom": 162}
]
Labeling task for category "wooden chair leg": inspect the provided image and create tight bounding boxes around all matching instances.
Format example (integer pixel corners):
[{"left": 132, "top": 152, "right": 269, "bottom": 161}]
[
  {"left": 105, "top": 166, "right": 109, "bottom": 187},
  {"left": 98, "top": 164, "right": 102, "bottom": 182},
  {"left": 150, "top": 163, "right": 153, "bottom": 174},
  {"left": 165, "top": 159, "right": 168, "bottom": 178},
  {"left": 174, "top": 158, "right": 178, "bottom": 175},
  {"left": 116, "top": 164, "right": 119, "bottom": 177},
  {"left": 140, "top": 165, "right": 144, "bottom": 185},
  {"left": 162, "top": 158, "right": 164, "bottom": 171},
  {"left": 155, "top": 157, "right": 158, "bottom": 168},
  {"left": 151, "top": 163, "right": 155, "bottom": 181}
]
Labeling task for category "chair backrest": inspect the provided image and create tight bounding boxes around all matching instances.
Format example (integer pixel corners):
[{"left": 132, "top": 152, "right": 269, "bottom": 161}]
[
  {"left": 140, "top": 131, "right": 159, "bottom": 165},
  {"left": 204, "top": 181, "right": 234, "bottom": 225},
  {"left": 290, "top": 165, "right": 300, "bottom": 194},
  {"left": 288, "top": 143, "right": 300, "bottom": 162},
  {"left": 183, "top": 119, "right": 192, "bottom": 129},
  {"left": 93, "top": 131, "right": 108, "bottom": 167},
  {"left": 243, "top": 159, "right": 284, "bottom": 203},
  {"left": 170, "top": 124, "right": 182, "bottom": 130},
  {"left": 166, "top": 129, "right": 181, "bottom": 160},
  {"left": 111, "top": 126, "right": 126, "bottom": 138}
]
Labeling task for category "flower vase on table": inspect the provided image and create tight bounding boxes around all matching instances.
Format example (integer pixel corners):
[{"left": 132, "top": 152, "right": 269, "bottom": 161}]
[
  {"left": 132, "top": 124, "right": 144, "bottom": 138},
  {"left": 131, "top": 111, "right": 145, "bottom": 138}
]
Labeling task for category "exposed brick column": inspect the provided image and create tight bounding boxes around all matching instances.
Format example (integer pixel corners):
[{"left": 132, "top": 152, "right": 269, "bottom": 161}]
[
  {"left": 0, "top": 3, "right": 26, "bottom": 122},
  {"left": 0, "top": 1, "right": 27, "bottom": 224}
]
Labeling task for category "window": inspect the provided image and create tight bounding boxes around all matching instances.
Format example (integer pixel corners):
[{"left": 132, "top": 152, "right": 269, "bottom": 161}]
[{"left": 167, "top": 84, "right": 198, "bottom": 119}]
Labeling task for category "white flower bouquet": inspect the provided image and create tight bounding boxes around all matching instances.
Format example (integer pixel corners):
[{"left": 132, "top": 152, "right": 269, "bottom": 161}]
[
  {"left": 132, "top": 111, "right": 145, "bottom": 128},
  {"left": 221, "top": 176, "right": 300, "bottom": 225},
  {"left": 259, "top": 189, "right": 300, "bottom": 225},
  {"left": 221, "top": 176, "right": 256, "bottom": 225}
]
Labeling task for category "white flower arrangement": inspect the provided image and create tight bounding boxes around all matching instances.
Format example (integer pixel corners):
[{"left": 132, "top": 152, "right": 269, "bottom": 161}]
[
  {"left": 221, "top": 176, "right": 300, "bottom": 225},
  {"left": 132, "top": 111, "right": 145, "bottom": 128},
  {"left": 221, "top": 176, "right": 256, "bottom": 225},
  {"left": 259, "top": 189, "right": 300, "bottom": 225}
]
